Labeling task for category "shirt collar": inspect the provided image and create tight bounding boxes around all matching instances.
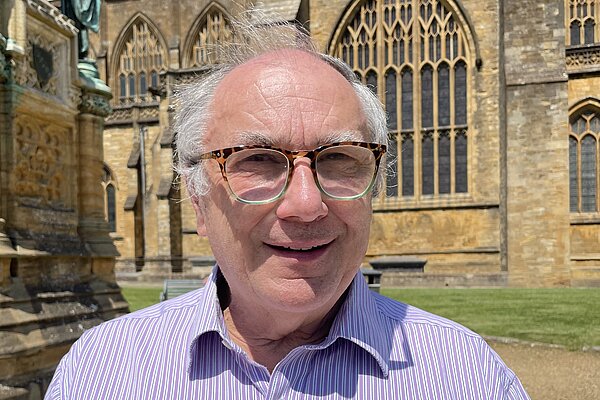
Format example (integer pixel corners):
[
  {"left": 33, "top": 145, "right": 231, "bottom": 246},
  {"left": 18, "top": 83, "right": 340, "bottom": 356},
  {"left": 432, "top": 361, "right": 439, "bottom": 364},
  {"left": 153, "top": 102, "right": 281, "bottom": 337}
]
[
  {"left": 325, "top": 271, "right": 394, "bottom": 377},
  {"left": 186, "top": 266, "right": 228, "bottom": 372},
  {"left": 186, "top": 266, "right": 398, "bottom": 377}
]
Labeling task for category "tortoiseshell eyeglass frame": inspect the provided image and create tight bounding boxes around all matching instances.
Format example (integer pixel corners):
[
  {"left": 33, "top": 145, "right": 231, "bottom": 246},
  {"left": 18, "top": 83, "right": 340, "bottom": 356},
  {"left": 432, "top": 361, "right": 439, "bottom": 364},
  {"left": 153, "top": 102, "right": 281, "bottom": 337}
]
[{"left": 195, "top": 141, "right": 387, "bottom": 205}]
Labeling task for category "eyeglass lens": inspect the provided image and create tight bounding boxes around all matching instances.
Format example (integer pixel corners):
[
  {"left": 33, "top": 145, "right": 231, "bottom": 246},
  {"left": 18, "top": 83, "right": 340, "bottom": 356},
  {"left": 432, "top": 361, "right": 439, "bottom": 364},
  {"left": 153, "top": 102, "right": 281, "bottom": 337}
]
[{"left": 224, "top": 145, "right": 377, "bottom": 203}]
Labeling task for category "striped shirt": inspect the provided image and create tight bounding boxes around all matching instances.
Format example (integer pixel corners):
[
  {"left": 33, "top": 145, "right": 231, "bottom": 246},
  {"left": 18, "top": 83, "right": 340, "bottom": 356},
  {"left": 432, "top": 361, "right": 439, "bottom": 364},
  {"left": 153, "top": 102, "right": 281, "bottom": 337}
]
[{"left": 46, "top": 267, "right": 530, "bottom": 399}]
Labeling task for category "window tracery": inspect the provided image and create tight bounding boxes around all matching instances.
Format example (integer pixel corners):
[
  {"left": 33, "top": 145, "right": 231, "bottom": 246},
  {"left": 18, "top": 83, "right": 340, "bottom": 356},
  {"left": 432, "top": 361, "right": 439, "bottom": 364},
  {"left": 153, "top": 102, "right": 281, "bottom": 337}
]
[
  {"left": 567, "top": 0, "right": 600, "bottom": 46},
  {"left": 190, "top": 7, "right": 232, "bottom": 67},
  {"left": 115, "top": 18, "right": 167, "bottom": 105},
  {"left": 570, "top": 109, "right": 600, "bottom": 213},
  {"left": 186, "top": 6, "right": 232, "bottom": 68},
  {"left": 332, "top": 0, "right": 470, "bottom": 200}
]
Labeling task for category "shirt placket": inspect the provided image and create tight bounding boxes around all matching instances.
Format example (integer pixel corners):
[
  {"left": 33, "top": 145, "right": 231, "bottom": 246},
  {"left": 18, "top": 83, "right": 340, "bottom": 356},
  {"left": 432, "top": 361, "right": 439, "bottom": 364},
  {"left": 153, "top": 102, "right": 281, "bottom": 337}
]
[{"left": 266, "top": 346, "right": 316, "bottom": 400}]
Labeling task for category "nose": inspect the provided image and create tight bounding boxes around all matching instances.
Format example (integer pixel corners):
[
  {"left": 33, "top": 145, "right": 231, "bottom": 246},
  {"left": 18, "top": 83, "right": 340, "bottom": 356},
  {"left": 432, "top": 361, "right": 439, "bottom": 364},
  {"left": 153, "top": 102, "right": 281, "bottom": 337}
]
[{"left": 275, "top": 158, "right": 328, "bottom": 222}]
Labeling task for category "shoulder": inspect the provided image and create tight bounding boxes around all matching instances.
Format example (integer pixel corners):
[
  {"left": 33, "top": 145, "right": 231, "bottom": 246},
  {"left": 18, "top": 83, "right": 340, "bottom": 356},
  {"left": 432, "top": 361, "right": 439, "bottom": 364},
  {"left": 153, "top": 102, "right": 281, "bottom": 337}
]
[
  {"left": 371, "top": 291, "right": 480, "bottom": 338},
  {"left": 75, "top": 287, "right": 206, "bottom": 348},
  {"left": 369, "top": 293, "right": 528, "bottom": 395},
  {"left": 370, "top": 291, "right": 496, "bottom": 364},
  {"left": 46, "top": 288, "right": 211, "bottom": 398}
]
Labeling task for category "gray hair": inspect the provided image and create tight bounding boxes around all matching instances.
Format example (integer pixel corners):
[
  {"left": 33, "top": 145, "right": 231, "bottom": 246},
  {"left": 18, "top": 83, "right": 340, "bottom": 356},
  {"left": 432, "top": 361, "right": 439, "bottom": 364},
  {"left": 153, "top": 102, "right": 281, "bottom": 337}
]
[{"left": 174, "top": 14, "right": 388, "bottom": 197}]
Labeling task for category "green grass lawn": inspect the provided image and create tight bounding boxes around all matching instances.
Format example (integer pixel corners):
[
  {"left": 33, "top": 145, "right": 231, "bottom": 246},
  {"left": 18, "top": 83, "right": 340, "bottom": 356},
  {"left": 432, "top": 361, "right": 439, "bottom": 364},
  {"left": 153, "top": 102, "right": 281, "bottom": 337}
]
[
  {"left": 121, "top": 285, "right": 600, "bottom": 350},
  {"left": 121, "top": 286, "right": 163, "bottom": 312},
  {"left": 382, "top": 288, "right": 600, "bottom": 350}
]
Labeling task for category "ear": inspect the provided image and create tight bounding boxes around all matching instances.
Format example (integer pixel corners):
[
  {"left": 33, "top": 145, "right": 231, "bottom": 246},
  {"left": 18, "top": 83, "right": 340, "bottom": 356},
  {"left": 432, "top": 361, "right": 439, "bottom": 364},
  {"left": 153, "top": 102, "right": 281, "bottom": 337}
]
[{"left": 190, "top": 195, "right": 208, "bottom": 236}]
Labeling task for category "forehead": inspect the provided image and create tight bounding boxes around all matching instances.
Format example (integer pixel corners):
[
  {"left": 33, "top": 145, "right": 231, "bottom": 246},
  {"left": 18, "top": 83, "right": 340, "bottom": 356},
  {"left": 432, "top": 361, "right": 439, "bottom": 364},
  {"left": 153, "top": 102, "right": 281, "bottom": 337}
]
[{"left": 205, "top": 50, "right": 368, "bottom": 149}]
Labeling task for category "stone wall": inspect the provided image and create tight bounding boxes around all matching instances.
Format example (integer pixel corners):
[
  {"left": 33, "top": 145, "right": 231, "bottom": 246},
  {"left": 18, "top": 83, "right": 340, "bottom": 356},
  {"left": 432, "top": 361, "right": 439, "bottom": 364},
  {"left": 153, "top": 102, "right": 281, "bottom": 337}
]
[
  {"left": 311, "top": 0, "right": 506, "bottom": 283},
  {"left": 567, "top": 74, "right": 600, "bottom": 286},
  {"left": 88, "top": 0, "right": 599, "bottom": 287},
  {"left": 0, "top": 1, "right": 126, "bottom": 397},
  {"left": 96, "top": 0, "right": 248, "bottom": 280},
  {"left": 503, "top": 0, "right": 571, "bottom": 286}
]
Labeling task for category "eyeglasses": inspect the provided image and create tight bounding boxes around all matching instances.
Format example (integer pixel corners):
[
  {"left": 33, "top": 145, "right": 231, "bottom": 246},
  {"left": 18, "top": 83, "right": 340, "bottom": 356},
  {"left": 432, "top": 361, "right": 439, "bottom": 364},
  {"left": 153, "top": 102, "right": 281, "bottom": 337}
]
[{"left": 196, "top": 141, "right": 386, "bottom": 204}]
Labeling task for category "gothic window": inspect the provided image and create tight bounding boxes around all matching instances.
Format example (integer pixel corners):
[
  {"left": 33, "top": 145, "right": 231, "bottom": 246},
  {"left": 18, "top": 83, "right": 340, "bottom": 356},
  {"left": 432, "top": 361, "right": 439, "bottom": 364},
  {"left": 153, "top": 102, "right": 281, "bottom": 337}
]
[
  {"left": 115, "top": 17, "right": 167, "bottom": 105},
  {"left": 567, "top": 0, "right": 600, "bottom": 46},
  {"left": 119, "top": 74, "right": 126, "bottom": 98},
  {"left": 102, "top": 165, "right": 117, "bottom": 232},
  {"left": 106, "top": 184, "right": 116, "bottom": 231},
  {"left": 185, "top": 5, "right": 232, "bottom": 68},
  {"left": 332, "top": 0, "right": 470, "bottom": 199},
  {"left": 569, "top": 110, "right": 600, "bottom": 213}
]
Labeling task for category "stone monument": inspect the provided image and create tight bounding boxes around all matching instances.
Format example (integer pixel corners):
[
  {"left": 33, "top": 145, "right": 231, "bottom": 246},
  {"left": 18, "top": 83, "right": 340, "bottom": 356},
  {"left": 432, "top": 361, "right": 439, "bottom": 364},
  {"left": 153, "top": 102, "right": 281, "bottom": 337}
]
[{"left": 0, "top": 1, "right": 127, "bottom": 397}]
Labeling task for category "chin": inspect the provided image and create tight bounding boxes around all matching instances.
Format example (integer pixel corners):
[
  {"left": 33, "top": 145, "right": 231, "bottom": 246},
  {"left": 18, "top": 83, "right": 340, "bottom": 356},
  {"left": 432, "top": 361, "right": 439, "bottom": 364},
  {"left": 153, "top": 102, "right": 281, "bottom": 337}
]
[{"left": 263, "top": 278, "right": 344, "bottom": 313}]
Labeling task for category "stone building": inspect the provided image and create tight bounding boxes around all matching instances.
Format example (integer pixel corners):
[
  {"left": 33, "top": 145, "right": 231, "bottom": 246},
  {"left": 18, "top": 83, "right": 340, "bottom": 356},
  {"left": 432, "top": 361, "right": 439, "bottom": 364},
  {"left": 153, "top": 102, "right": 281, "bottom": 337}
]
[
  {"left": 0, "top": 0, "right": 126, "bottom": 397},
  {"left": 91, "top": 0, "right": 599, "bottom": 287}
]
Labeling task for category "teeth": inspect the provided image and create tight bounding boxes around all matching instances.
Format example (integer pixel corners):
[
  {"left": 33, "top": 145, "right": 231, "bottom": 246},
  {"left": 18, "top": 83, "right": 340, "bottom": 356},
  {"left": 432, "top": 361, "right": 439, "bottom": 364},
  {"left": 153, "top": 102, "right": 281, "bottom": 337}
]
[
  {"left": 269, "top": 241, "right": 333, "bottom": 251},
  {"left": 284, "top": 245, "right": 318, "bottom": 251}
]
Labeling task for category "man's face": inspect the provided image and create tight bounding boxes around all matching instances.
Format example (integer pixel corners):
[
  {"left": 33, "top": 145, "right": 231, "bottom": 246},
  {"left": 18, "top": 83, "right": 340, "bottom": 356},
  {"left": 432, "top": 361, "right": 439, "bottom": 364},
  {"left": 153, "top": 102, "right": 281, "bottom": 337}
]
[{"left": 192, "top": 50, "right": 373, "bottom": 316}]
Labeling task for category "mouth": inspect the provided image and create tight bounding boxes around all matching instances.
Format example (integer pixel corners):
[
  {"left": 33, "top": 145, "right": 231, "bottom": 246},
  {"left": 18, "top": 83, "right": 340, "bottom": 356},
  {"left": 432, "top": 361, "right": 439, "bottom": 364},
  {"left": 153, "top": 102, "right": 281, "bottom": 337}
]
[{"left": 265, "top": 240, "right": 334, "bottom": 258}]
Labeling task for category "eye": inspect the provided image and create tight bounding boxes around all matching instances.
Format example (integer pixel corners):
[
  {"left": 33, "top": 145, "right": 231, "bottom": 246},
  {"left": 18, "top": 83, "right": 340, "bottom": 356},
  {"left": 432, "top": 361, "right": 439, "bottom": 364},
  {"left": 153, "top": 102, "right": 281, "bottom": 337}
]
[
  {"left": 227, "top": 149, "right": 287, "bottom": 175},
  {"left": 237, "top": 152, "right": 281, "bottom": 163},
  {"left": 320, "top": 152, "right": 354, "bottom": 162}
]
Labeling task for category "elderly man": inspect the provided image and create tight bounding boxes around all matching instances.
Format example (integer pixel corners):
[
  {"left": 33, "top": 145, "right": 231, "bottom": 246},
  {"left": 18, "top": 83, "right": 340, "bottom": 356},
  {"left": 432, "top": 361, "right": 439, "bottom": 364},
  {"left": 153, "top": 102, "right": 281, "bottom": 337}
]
[{"left": 46, "top": 20, "right": 529, "bottom": 400}]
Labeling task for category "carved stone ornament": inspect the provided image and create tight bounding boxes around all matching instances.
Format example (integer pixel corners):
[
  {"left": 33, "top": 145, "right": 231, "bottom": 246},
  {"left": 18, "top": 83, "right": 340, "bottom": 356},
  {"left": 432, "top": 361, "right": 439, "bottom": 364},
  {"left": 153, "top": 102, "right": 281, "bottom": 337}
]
[
  {"left": 14, "top": 34, "right": 59, "bottom": 95},
  {"left": 0, "top": 35, "right": 11, "bottom": 83},
  {"left": 566, "top": 46, "right": 600, "bottom": 72},
  {"left": 32, "top": 43, "right": 53, "bottom": 87},
  {"left": 25, "top": 0, "right": 78, "bottom": 36},
  {"left": 0, "top": 218, "right": 16, "bottom": 254},
  {"left": 80, "top": 91, "right": 112, "bottom": 117},
  {"left": 106, "top": 107, "right": 133, "bottom": 122},
  {"left": 69, "top": 85, "right": 82, "bottom": 107},
  {"left": 0, "top": 54, "right": 8, "bottom": 83},
  {"left": 13, "top": 117, "right": 69, "bottom": 209},
  {"left": 139, "top": 105, "right": 159, "bottom": 120},
  {"left": 174, "top": 70, "right": 205, "bottom": 86}
]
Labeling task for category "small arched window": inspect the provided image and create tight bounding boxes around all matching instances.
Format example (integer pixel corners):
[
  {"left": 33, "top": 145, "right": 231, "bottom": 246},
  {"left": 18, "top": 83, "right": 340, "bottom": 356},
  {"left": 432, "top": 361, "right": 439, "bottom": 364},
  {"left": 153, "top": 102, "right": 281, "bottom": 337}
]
[
  {"left": 102, "top": 165, "right": 118, "bottom": 231},
  {"left": 569, "top": 109, "right": 600, "bottom": 213},
  {"left": 106, "top": 184, "right": 117, "bottom": 232}
]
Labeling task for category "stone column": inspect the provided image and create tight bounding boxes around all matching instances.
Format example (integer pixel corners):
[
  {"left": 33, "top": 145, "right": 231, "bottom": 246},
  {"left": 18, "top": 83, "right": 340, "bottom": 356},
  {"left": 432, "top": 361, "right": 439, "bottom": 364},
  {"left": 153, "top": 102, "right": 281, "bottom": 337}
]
[
  {"left": 503, "top": 0, "right": 571, "bottom": 286},
  {"left": 157, "top": 92, "right": 175, "bottom": 271},
  {"left": 0, "top": 2, "right": 127, "bottom": 397},
  {"left": 77, "top": 60, "right": 119, "bottom": 278},
  {"left": 0, "top": 35, "right": 17, "bottom": 289}
]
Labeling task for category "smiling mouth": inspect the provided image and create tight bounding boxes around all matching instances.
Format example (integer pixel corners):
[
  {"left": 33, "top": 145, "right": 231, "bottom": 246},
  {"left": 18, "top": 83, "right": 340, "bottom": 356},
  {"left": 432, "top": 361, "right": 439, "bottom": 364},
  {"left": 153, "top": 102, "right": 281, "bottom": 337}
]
[{"left": 266, "top": 241, "right": 333, "bottom": 253}]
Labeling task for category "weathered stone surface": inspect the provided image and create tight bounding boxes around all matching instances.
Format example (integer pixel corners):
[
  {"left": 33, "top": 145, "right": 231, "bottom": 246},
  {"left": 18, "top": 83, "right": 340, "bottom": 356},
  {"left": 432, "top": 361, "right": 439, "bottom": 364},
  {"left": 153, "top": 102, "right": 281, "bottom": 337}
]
[
  {"left": 504, "top": 83, "right": 571, "bottom": 287},
  {"left": 0, "top": 0, "right": 125, "bottom": 396},
  {"left": 88, "top": 0, "right": 599, "bottom": 288}
]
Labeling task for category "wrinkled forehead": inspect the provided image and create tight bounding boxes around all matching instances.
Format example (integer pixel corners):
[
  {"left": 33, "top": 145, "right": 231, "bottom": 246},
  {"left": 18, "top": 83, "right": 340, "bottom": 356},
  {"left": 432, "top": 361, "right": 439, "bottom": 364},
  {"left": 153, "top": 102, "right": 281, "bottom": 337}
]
[
  {"left": 206, "top": 49, "right": 369, "bottom": 149},
  {"left": 223, "top": 49, "right": 344, "bottom": 86}
]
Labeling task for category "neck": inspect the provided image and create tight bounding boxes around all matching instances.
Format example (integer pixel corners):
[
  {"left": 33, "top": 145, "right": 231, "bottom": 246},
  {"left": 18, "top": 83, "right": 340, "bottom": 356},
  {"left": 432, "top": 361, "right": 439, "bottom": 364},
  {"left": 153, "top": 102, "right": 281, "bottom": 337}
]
[{"left": 218, "top": 278, "right": 348, "bottom": 372}]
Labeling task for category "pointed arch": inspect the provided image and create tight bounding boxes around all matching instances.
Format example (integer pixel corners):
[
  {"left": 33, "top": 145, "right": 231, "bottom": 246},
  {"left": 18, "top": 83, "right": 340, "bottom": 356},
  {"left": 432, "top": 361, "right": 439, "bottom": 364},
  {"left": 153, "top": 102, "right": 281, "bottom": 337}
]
[
  {"left": 328, "top": 0, "right": 479, "bottom": 62},
  {"left": 182, "top": 2, "right": 233, "bottom": 68},
  {"left": 102, "top": 163, "right": 118, "bottom": 232},
  {"left": 566, "top": 1, "right": 600, "bottom": 46},
  {"left": 102, "top": 163, "right": 119, "bottom": 189},
  {"left": 569, "top": 97, "right": 600, "bottom": 117},
  {"left": 110, "top": 13, "right": 168, "bottom": 105},
  {"left": 569, "top": 98, "right": 600, "bottom": 213},
  {"left": 328, "top": 0, "right": 476, "bottom": 200}
]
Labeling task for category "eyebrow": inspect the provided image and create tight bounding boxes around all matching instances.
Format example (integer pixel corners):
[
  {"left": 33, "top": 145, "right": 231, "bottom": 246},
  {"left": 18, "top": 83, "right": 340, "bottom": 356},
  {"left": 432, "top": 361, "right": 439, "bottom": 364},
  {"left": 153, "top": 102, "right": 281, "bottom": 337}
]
[
  {"left": 235, "top": 131, "right": 275, "bottom": 146},
  {"left": 324, "top": 131, "right": 365, "bottom": 143},
  {"left": 234, "top": 130, "right": 365, "bottom": 148}
]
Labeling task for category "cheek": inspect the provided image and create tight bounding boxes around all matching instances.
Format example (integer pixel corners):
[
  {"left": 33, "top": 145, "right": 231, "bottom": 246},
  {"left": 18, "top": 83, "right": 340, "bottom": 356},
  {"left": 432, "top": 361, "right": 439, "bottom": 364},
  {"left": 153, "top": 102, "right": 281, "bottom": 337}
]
[
  {"left": 338, "top": 198, "right": 372, "bottom": 229},
  {"left": 202, "top": 194, "right": 272, "bottom": 247},
  {"left": 331, "top": 200, "right": 373, "bottom": 250}
]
